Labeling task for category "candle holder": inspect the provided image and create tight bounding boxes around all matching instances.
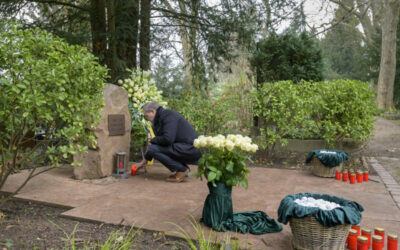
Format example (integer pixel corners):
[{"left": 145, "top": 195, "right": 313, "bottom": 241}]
[{"left": 112, "top": 151, "right": 130, "bottom": 179}]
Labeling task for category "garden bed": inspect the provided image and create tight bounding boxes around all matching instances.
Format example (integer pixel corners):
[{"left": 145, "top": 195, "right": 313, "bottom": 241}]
[{"left": 0, "top": 197, "right": 183, "bottom": 249}]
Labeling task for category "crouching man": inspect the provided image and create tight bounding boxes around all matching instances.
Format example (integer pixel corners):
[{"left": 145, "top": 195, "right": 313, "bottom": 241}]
[{"left": 136, "top": 101, "right": 202, "bottom": 182}]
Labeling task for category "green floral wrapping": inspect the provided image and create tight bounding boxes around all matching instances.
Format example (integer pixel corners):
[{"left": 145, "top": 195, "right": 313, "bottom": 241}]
[
  {"left": 306, "top": 150, "right": 349, "bottom": 167},
  {"left": 278, "top": 193, "right": 364, "bottom": 227},
  {"left": 201, "top": 182, "right": 282, "bottom": 235}
]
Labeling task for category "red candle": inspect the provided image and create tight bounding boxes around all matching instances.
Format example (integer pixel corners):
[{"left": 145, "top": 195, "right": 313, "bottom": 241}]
[
  {"left": 350, "top": 173, "right": 356, "bottom": 184},
  {"left": 363, "top": 171, "right": 369, "bottom": 181},
  {"left": 343, "top": 170, "right": 349, "bottom": 182},
  {"left": 357, "top": 171, "right": 363, "bottom": 183},
  {"left": 131, "top": 165, "right": 137, "bottom": 176},
  {"left": 374, "top": 227, "right": 385, "bottom": 248},
  {"left": 335, "top": 171, "right": 341, "bottom": 180},
  {"left": 361, "top": 228, "right": 372, "bottom": 249},
  {"left": 372, "top": 235, "right": 383, "bottom": 250},
  {"left": 387, "top": 234, "right": 398, "bottom": 250},
  {"left": 352, "top": 225, "right": 361, "bottom": 236},
  {"left": 358, "top": 236, "right": 369, "bottom": 250},
  {"left": 347, "top": 229, "right": 358, "bottom": 250}
]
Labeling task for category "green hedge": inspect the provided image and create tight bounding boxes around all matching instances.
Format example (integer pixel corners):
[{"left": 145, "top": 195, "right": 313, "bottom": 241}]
[{"left": 253, "top": 79, "right": 376, "bottom": 148}]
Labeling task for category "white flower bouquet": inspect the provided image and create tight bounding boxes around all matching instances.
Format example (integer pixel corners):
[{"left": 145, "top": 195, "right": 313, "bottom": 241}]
[
  {"left": 194, "top": 134, "right": 259, "bottom": 188},
  {"left": 119, "top": 68, "right": 167, "bottom": 146}
]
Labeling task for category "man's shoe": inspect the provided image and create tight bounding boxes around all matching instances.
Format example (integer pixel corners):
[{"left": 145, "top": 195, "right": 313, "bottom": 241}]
[
  {"left": 168, "top": 172, "right": 177, "bottom": 178},
  {"left": 166, "top": 169, "right": 188, "bottom": 182}
]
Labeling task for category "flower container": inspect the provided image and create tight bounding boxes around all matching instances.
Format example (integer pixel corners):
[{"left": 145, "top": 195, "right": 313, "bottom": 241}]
[
  {"left": 311, "top": 157, "right": 342, "bottom": 178},
  {"left": 278, "top": 193, "right": 364, "bottom": 250},
  {"left": 289, "top": 216, "right": 351, "bottom": 250}
]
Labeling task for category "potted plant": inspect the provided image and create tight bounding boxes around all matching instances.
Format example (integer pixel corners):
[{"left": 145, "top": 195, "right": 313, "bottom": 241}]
[
  {"left": 194, "top": 134, "right": 258, "bottom": 230},
  {"left": 194, "top": 134, "right": 258, "bottom": 188}
]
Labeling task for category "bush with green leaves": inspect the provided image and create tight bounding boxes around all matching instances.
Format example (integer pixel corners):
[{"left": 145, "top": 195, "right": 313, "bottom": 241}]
[
  {"left": 0, "top": 21, "right": 108, "bottom": 204},
  {"left": 168, "top": 91, "right": 233, "bottom": 136},
  {"left": 251, "top": 31, "right": 325, "bottom": 84},
  {"left": 253, "top": 79, "right": 376, "bottom": 149}
]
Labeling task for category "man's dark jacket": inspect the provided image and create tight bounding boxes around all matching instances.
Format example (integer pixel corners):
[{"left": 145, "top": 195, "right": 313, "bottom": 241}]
[{"left": 146, "top": 107, "right": 201, "bottom": 163}]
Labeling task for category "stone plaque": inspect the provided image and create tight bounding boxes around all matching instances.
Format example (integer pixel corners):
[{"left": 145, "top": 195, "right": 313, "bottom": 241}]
[{"left": 108, "top": 114, "right": 125, "bottom": 136}]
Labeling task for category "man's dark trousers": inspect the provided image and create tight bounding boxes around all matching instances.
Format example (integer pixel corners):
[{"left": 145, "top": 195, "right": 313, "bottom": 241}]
[{"left": 146, "top": 143, "right": 201, "bottom": 172}]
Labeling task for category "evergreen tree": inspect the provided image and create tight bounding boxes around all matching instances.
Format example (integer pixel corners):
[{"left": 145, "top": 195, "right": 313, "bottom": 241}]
[{"left": 251, "top": 31, "right": 325, "bottom": 84}]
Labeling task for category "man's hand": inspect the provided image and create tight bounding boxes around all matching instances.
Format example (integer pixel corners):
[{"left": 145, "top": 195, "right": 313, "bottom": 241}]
[{"left": 136, "top": 159, "right": 146, "bottom": 171}]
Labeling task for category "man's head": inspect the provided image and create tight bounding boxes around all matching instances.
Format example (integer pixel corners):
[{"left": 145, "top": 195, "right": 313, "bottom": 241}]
[{"left": 142, "top": 101, "right": 161, "bottom": 123}]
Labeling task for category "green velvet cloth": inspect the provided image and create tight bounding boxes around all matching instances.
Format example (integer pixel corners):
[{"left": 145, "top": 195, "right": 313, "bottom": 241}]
[
  {"left": 201, "top": 182, "right": 282, "bottom": 235},
  {"left": 306, "top": 149, "right": 349, "bottom": 167},
  {"left": 278, "top": 193, "right": 364, "bottom": 227}
]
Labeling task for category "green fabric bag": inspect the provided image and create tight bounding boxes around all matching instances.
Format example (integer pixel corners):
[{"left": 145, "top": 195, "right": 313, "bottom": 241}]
[
  {"left": 278, "top": 193, "right": 364, "bottom": 227},
  {"left": 305, "top": 150, "right": 349, "bottom": 167},
  {"left": 201, "top": 182, "right": 282, "bottom": 234}
]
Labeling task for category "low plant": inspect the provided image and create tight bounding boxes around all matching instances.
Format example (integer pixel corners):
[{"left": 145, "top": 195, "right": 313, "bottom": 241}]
[
  {"left": 50, "top": 220, "right": 140, "bottom": 250},
  {"left": 167, "top": 216, "right": 243, "bottom": 250},
  {"left": 194, "top": 134, "right": 258, "bottom": 188}
]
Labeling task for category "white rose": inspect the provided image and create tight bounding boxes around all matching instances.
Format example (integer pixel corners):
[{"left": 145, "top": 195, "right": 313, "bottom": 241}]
[
  {"left": 226, "top": 140, "right": 234, "bottom": 151},
  {"left": 194, "top": 139, "right": 200, "bottom": 148}
]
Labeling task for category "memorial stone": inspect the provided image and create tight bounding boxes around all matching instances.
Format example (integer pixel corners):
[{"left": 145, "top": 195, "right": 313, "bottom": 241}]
[{"left": 73, "top": 84, "right": 131, "bottom": 179}]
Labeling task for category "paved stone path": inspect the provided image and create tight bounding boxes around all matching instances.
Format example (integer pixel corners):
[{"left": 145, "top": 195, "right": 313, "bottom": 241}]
[
  {"left": 2, "top": 163, "right": 400, "bottom": 249},
  {"left": 370, "top": 157, "right": 400, "bottom": 209}
]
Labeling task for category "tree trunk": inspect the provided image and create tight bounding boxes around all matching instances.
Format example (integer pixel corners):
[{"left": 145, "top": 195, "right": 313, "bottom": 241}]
[
  {"left": 127, "top": 0, "right": 139, "bottom": 69},
  {"left": 263, "top": 0, "right": 271, "bottom": 38},
  {"left": 139, "top": 0, "right": 151, "bottom": 70},
  {"left": 377, "top": 0, "right": 400, "bottom": 110},
  {"left": 90, "top": 0, "right": 107, "bottom": 65},
  {"left": 178, "top": 0, "right": 193, "bottom": 89},
  {"left": 107, "top": 0, "right": 117, "bottom": 77},
  {"left": 190, "top": 0, "right": 201, "bottom": 92},
  {"left": 162, "top": 0, "right": 193, "bottom": 89},
  {"left": 116, "top": 0, "right": 139, "bottom": 70}
]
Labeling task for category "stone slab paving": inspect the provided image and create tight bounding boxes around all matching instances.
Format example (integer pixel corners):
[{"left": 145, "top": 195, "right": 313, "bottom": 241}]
[
  {"left": 2, "top": 164, "right": 400, "bottom": 249},
  {"left": 370, "top": 157, "right": 400, "bottom": 209}
]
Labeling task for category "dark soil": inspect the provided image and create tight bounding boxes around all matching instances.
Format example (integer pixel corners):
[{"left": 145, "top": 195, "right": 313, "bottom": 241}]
[{"left": 0, "top": 198, "right": 184, "bottom": 249}]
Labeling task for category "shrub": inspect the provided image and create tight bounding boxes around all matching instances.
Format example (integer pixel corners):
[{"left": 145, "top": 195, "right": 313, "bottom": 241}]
[
  {"left": 0, "top": 21, "right": 108, "bottom": 204},
  {"left": 167, "top": 91, "right": 233, "bottom": 136},
  {"left": 216, "top": 72, "right": 255, "bottom": 134},
  {"left": 253, "top": 79, "right": 376, "bottom": 149},
  {"left": 251, "top": 31, "right": 325, "bottom": 85}
]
